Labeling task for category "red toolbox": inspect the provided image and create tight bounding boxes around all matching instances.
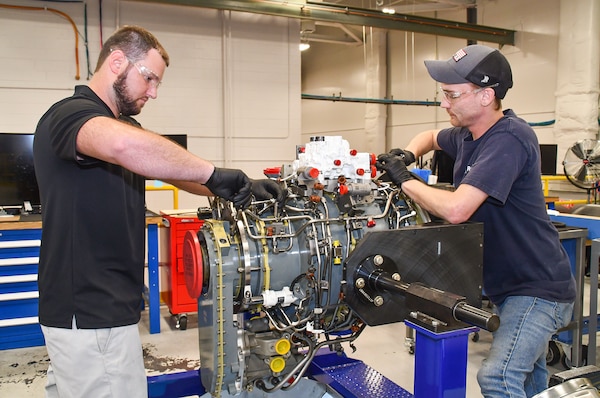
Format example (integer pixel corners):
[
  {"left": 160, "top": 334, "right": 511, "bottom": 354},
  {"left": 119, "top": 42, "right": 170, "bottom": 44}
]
[{"left": 160, "top": 211, "right": 203, "bottom": 330}]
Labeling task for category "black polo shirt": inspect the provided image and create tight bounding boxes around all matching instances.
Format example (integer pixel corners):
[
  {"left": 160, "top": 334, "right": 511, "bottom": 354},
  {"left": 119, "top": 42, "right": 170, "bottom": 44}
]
[{"left": 34, "top": 85, "right": 146, "bottom": 329}]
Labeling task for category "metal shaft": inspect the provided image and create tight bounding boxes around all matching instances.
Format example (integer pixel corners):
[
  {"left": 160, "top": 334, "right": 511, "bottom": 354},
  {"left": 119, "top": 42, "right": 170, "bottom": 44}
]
[{"left": 364, "top": 269, "right": 499, "bottom": 332}]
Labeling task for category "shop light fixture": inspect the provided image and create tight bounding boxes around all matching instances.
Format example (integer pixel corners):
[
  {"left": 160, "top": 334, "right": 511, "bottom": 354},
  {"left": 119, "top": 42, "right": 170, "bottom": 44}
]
[{"left": 299, "top": 41, "right": 310, "bottom": 51}]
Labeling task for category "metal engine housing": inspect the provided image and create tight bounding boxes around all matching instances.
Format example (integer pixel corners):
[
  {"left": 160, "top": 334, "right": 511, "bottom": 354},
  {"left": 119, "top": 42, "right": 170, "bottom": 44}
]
[{"left": 183, "top": 136, "right": 483, "bottom": 397}]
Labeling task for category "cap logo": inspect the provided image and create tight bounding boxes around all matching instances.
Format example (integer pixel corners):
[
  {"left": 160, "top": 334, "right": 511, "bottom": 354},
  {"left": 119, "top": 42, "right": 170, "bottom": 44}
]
[
  {"left": 481, "top": 75, "right": 490, "bottom": 84},
  {"left": 452, "top": 48, "right": 467, "bottom": 62}
]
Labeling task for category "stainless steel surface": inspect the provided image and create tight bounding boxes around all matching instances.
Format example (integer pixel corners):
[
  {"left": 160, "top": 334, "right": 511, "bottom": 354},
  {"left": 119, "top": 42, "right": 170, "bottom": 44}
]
[{"left": 533, "top": 378, "right": 600, "bottom": 398}]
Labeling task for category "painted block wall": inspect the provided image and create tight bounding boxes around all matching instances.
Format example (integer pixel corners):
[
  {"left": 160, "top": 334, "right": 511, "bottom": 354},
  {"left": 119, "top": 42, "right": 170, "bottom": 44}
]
[
  {"left": 300, "top": 0, "right": 582, "bottom": 178},
  {"left": 0, "top": 0, "right": 301, "bottom": 212}
]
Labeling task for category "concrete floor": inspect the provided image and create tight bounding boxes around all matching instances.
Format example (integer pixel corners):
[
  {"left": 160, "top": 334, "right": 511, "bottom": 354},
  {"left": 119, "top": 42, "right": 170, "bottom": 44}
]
[{"left": 0, "top": 287, "right": 595, "bottom": 398}]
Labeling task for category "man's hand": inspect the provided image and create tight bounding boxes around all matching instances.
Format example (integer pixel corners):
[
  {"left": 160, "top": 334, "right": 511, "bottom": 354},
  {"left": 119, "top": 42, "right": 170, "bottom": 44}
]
[
  {"left": 389, "top": 148, "right": 416, "bottom": 166},
  {"left": 204, "top": 167, "right": 252, "bottom": 208},
  {"left": 251, "top": 179, "right": 286, "bottom": 204},
  {"left": 376, "top": 154, "right": 413, "bottom": 187}
]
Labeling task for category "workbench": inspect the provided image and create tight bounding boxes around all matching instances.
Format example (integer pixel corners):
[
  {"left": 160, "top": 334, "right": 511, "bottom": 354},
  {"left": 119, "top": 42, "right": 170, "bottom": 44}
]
[
  {"left": 0, "top": 218, "right": 44, "bottom": 350},
  {"left": 555, "top": 226, "right": 595, "bottom": 367},
  {"left": 145, "top": 211, "right": 163, "bottom": 334},
  {"left": 0, "top": 212, "right": 164, "bottom": 350},
  {"left": 550, "top": 214, "right": 600, "bottom": 367}
]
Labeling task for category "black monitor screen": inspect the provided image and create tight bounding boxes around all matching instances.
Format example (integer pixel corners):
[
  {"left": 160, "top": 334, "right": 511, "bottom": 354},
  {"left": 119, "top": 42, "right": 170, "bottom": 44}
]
[
  {"left": 0, "top": 133, "right": 40, "bottom": 208},
  {"left": 162, "top": 134, "right": 187, "bottom": 149},
  {"left": 540, "top": 144, "right": 558, "bottom": 175}
]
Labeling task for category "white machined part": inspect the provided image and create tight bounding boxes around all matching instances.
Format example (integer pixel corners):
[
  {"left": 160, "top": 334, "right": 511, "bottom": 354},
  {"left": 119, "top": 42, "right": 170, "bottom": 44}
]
[
  {"left": 261, "top": 286, "right": 297, "bottom": 308},
  {"left": 293, "top": 136, "right": 372, "bottom": 182},
  {"left": 306, "top": 321, "right": 324, "bottom": 334}
]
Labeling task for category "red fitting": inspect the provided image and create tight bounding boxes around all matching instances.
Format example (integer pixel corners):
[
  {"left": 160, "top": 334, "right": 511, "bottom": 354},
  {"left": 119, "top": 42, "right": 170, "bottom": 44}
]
[
  {"left": 371, "top": 165, "right": 377, "bottom": 178},
  {"left": 263, "top": 167, "right": 281, "bottom": 178},
  {"left": 301, "top": 167, "right": 320, "bottom": 180}
]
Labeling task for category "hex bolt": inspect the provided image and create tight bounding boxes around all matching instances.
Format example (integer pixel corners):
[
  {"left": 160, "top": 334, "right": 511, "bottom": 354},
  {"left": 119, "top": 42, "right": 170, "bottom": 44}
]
[
  {"left": 373, "top": 295, "right": 384, "bottom": 306},
  {"left": 391, "top": 273, "right": 401, "bottom": 281},
  {"left": 373, "top": 255, "right": 384, "bottom": 266},
  {"left": 355, "top": 278, "right": 365, "bottom": 289}
]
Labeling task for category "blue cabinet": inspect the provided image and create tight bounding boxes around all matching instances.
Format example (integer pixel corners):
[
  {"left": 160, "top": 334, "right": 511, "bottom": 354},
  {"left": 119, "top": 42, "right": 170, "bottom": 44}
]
[{"left": 0, "top": 226, "right": 45, "bottom": 350}]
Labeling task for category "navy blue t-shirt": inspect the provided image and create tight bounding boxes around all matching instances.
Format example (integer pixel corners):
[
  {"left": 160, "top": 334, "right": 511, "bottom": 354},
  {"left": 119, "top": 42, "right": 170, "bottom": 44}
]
[
  {"left": 34, "top": 85, "right": 146, "bottom": 329},
  {"left": 437, "top": 109, "right": 575, "bottom": 304}
]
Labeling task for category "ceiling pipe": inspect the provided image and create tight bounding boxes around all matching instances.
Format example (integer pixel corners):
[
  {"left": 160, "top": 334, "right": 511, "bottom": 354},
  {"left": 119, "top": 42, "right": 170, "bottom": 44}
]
[
  {"left": 128, "top": 0, "right": 515, "bottom": 46},
  {"left": 301, "top": 93, "right": 440, "bottom": 106},
  {"left": 466, "top": 6, "right": 477, "bottom": 45}
]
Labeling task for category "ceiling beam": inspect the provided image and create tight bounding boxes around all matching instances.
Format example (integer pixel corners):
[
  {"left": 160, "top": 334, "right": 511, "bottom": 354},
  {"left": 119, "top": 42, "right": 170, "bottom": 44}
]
[{"left": 128, "top": 0, "right": 515, "bottom": 46}]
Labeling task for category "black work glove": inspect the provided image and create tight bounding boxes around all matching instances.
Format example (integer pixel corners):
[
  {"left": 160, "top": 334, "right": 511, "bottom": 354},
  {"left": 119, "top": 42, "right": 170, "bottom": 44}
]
[
  {"left": 389, "top": 148, "right": 416, "bottom": 166},
  {"left": 204, "top": 167, "right": 252, "bottom": 209},
  {"left": 376, "top": 154, "right": 414, "bottom": 187},
  {"left": 251, "top": 179, "right": 286, "bottom": 205}
]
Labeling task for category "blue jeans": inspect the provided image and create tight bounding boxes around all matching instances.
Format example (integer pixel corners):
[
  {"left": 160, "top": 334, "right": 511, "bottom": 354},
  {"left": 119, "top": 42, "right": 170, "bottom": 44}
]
[{"left": 476, "top": 296, "right": 573, "bottom": 398}]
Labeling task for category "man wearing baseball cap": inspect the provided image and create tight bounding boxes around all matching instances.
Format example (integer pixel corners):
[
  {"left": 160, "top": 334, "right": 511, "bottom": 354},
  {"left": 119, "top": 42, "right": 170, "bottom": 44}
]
[{"left": 377, "top": 45, "right": 575, "bottom": 397}]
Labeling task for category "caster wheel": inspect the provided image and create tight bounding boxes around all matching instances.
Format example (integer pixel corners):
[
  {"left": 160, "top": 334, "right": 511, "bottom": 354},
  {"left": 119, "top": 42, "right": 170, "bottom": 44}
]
[
  {"left": 471, "top": 332, "right": 480, "bottom": 343},
  {"left": 562, "top": 353, "right": 571, "bottom": 369},
  {"left": 562, "top": 345, "right": 587, "bottom": 368},
  {"left": 546, "top": 341, "right": 562, "bottom": 366},
  {"left": 178, "top": 315, "right": 188, "bottom": 331}
]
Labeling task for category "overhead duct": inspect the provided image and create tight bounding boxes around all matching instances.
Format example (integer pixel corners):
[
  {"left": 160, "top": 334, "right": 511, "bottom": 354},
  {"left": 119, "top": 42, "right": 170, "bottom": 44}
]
[{"left": 129, "top": 0, "right": 515, "bottom": 46}]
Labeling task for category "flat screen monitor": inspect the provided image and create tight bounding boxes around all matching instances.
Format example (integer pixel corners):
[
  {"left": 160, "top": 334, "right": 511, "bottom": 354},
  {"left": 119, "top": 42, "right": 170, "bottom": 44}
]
[
  {"left": 162, "top": 134, "right": 187, "bottom": 149},
  {"left": 0, "top": 133, "right": 40, "bottom": 209},
  {"left": 540, "top": 144, "right": 558, "bottom": 175}
]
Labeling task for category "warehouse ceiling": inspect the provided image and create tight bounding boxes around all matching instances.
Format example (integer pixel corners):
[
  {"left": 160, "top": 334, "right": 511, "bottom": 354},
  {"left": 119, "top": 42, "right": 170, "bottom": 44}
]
[
  {"left": 129, "top": 0, "right": 515, "bottom": 46},
  {"left": 327, "top": 0, "right": 476, "bottom": 14},
  {"left": 301, "top": 0, "right": 479, "bottom": 47}
]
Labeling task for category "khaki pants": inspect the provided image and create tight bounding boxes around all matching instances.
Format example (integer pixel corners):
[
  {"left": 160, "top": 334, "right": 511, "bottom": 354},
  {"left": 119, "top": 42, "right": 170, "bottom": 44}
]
[{"left": 41, "top": 317, "right": 147, "bottom": 398}]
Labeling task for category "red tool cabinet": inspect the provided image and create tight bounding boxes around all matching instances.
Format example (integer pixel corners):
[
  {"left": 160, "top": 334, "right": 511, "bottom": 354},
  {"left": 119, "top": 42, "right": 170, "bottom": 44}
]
[{"left": 161, "top": 212, "right": 203, "bottom": 330}]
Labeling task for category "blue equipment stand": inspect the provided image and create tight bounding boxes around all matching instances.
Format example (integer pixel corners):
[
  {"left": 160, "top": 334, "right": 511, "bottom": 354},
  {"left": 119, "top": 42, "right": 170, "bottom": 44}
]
[
  {"left": 407, "top": 321, "right": 478, "bottom": 398},
  {"left": 147, "top": 322, "right": 477, "bottom": 398}
]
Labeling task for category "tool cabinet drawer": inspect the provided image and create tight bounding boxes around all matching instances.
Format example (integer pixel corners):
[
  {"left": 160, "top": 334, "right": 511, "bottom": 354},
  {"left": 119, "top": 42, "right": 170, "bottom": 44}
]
[{"left": 0, "top": 227, "right": 44, "bottom": 350}]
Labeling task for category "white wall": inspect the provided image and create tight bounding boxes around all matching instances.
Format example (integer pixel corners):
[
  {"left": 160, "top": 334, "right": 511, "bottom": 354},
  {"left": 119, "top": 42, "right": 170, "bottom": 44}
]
[
  {"left": 0, "top": 0, "right": 301, "bottom": 211},
  {"left": 301, "top": 0, "right": 599, "bottom": 188},
  {"left": 2, "top": 0, "right": 600, "bottom": 208}
]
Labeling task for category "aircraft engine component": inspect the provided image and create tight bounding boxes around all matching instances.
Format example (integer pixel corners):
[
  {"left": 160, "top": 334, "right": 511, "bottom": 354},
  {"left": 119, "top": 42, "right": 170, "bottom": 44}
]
[{"left": 183, "top": 136, "right": 494, "bottom": 397}]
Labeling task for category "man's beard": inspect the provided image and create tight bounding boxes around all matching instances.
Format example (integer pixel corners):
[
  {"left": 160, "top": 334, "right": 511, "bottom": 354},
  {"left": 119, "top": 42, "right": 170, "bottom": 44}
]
[{"left": 114, "top": 73, "right": 142, "bottom": 116}]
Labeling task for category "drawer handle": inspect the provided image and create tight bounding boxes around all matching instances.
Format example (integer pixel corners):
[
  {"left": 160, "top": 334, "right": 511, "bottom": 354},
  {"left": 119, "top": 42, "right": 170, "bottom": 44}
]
[
  {"left": 0, "top": 291, "right": 39, "bottom": 301},
  {"left": 0, "top": 257, "right": 39, "bottom": 267},
  {"left": 0, "top": 239, "right": 41, "bottom": 249}
]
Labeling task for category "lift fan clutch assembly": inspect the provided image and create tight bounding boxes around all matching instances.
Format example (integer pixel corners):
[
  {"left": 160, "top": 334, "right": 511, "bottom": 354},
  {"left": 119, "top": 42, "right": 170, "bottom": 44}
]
[{"left": 563, "top": 139, "right": 600, "bottom": 190}]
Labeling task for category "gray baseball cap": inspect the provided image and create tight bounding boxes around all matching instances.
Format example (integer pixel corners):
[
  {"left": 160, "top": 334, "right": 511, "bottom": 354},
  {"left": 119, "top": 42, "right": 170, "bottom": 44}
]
[{"left": 424, "top": 44, "right": 513, "bottom": 99}]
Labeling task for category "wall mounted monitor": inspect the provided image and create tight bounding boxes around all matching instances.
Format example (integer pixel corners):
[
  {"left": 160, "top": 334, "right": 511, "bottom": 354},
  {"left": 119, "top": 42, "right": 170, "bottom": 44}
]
[
  {"left": 540, "top": 144, "right": 558, "bottom": 175},
  {"left": 0, "top": 133, "right": 40, "bottom": 209}
]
